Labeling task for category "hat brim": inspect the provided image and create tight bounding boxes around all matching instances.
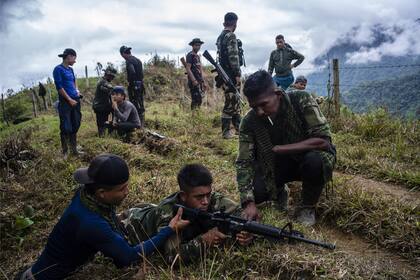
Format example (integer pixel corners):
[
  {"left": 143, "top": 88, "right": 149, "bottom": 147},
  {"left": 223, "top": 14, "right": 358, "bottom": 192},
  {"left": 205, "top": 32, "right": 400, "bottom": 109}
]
[
  {"left": 74, "top": 167, "right": 94, "bottom": 184},
  {"left": 189, "top": 41, "right": 204, "bottom": 46},
  {"left": 120, "top": 47, "right": 132, "bottom": 54}
]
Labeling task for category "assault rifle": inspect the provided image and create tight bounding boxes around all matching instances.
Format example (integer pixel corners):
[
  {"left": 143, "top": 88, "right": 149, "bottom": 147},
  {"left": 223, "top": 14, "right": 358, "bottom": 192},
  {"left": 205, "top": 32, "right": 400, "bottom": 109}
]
[
  {"left": 202, "top": 50, "right": 244, "bottom": 106},
  {"left": 174, "top": 204, "right": 336, "bottom": 250}
]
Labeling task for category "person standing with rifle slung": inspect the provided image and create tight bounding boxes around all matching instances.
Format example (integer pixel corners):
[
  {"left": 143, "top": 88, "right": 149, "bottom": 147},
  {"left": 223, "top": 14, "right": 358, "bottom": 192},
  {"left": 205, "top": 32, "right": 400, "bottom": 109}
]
[
  {"left": 216, "top": 12, "right": 243, "bottom": 139},
  {"left": 268, "top": 35, "right": 305, "bottom": 90},
  {"left": 53, "top": 48, "right": 83, "bottom": 158},
  {"left": 92, "top": 65, "right": 117, "bottom": 137},
  {"left": 120, "top": 46, "right": 145, "bottom": 128},
  {"left": 183, "top": 38, "right": 208, "bottom": 111}
]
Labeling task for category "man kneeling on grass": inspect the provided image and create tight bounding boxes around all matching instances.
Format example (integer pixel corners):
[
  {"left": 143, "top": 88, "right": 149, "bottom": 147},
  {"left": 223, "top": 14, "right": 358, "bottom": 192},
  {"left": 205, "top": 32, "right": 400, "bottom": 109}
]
[
  {"left": 237, "top": 70, "right": 336, "bottom": 226},
  {"left": 17, "top": 154, "right": 189, "bottom": 280},
  {"left": 121, "top": 164, "right": 253, "bottom": 265},
  {"left": 106, "top": 86, "right": 141, "bottom": 138}
]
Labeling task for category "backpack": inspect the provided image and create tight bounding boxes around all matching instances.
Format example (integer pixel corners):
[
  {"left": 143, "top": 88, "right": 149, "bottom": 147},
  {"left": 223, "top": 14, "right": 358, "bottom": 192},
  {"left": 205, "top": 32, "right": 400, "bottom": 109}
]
[
  {"left": 237, "top": 39, "right": 246, "bottom": 67},
  {"left": 216, "top": 31, "right": 245, "bottom": 67}
]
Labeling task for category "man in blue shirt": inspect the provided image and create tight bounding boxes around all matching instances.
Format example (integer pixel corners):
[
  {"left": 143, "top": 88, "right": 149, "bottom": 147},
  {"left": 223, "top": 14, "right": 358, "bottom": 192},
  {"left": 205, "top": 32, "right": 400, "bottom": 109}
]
[
  {"left": 17, "top": 154, "right": 189, "bottom": 280},
  {"left": 53, "top": 48, "right": 82, "bottom": 157}
]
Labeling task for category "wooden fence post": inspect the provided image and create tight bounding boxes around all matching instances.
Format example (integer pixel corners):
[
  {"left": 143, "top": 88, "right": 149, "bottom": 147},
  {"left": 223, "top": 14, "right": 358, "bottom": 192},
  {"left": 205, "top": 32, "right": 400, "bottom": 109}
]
[
  {"left": 1, "top": 93, "right": 8, "bottom": 125},
  {"left": 30, "top": 90, "right": 38, "bottom": 117},
  {"left": 85, "top": 65, "right": 89, "bottom": 88},
  {"left": 332, "top": 58, "right": 340, "bottom": 117}
]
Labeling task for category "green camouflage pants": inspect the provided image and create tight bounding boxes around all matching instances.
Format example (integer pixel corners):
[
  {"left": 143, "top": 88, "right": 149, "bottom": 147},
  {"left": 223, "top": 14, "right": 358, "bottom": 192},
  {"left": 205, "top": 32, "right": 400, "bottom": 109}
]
[{"left": 222, "top": 89, "right": 241, "bottom": 118}]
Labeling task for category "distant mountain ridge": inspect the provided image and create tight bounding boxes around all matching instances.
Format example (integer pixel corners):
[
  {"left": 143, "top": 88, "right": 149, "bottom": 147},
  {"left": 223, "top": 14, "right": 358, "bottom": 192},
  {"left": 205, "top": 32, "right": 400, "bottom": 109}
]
[{"left": 305, "top": 20, "right": 420, "bottom": 118}]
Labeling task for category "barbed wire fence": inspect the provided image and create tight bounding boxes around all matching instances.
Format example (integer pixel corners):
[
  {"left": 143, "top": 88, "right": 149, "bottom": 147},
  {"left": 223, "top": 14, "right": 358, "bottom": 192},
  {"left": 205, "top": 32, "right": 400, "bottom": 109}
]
[{"left": 293, "top": 61, "right": 420, "bottom": 118}]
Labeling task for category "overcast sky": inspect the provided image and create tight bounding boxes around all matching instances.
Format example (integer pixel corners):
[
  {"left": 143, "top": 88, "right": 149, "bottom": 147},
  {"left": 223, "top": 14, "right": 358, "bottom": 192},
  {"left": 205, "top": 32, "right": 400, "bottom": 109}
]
[{"left": 0, "top": 0, "right": 419, "bottom": 91}]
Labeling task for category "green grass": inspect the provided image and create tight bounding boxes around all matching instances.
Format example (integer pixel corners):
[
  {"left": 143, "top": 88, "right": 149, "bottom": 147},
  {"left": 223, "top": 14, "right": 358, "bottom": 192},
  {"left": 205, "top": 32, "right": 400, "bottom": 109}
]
[
  {"left": 1, "top": 99, "right": 419, "bottom": 279},
  {"left": 330, "top": 108, "right": 420, "bottom": 189},
  {"left": 1, "top": 64, "right": 419, "bottom": 279}
]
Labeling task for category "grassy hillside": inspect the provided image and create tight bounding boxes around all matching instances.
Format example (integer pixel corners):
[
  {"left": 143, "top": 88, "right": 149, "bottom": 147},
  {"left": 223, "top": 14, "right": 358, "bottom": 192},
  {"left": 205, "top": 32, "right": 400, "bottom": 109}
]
[
  {"left": 1, "top": 62, "right": 419, "bottom": 279},
  {"left": 342, "top": 71, "right": 420, "bottom": 118}
]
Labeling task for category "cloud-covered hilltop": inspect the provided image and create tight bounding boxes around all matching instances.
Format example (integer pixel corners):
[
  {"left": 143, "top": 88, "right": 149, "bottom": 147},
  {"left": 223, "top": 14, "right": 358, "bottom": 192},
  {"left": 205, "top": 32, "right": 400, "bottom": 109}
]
[
  {"left": 303, "top": 20, "right": 420, "bottom": 118},
  {"left": 313, "top": 20, "right": 420, "bottom": 66}
]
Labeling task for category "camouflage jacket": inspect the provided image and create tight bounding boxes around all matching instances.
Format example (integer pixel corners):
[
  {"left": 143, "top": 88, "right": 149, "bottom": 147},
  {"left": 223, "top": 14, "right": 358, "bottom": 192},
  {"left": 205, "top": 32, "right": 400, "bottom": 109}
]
[
  {"left": 236, "top": 90, "right": 335, "bottom": 205},
  {"left": 122, "top": 192, "right": 240, "bottom": 264},
  {"left": 268, "top": 47, "right": 304, "bottom": 77},
  {"left": 217, "top": 29, "right": 241, "bottom": 79},
  {"left": 92, "top": 77, "right": 113, "bottom": 113}
]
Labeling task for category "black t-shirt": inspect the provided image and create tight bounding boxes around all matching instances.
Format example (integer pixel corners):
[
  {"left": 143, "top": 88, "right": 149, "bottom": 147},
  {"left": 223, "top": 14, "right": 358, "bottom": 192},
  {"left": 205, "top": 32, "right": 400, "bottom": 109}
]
[
  {"left": 186, "top": 51, "right": 203, "bottom": 83},
  {"left": 126, "top": 56, "right": 143, "bottom": 84}
]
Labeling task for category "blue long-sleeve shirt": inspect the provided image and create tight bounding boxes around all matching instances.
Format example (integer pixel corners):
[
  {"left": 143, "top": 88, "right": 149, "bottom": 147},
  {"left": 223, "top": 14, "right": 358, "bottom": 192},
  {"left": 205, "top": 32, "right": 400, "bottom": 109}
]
[
  {"left": 31, "top": 191, "right": 174, "bottom": 280},
  {"left": 53, "top": 64, "right": 78, "bottom": 100}
]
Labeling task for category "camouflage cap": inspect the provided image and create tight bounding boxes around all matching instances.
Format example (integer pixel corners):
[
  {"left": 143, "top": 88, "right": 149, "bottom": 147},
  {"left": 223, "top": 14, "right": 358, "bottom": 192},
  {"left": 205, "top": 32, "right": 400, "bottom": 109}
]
[
  {"left": 295, "top": 75, "right": 307, "bottom": 84},
  {"left": 104, "top": 65, "right": 117, "bottom": 77},
  {"left": 189, "top": 38, "right": 204, "bottom": 46}
]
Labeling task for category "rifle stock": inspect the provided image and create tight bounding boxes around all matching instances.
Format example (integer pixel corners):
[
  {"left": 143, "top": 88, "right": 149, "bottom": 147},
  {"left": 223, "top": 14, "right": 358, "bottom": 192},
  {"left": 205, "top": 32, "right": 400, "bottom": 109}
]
[{"left": 180, "top": 57, "right": 187, "bottom": 69}]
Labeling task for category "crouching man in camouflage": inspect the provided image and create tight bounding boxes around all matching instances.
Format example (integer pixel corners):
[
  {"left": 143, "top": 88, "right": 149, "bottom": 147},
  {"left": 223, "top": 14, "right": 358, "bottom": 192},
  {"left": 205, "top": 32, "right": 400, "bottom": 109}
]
[
  {"left": 236, "top": 70, "right": 336, "bottom": 226},
  {"left": 121, "top": 164, "right": 253, "bottom": 265}
]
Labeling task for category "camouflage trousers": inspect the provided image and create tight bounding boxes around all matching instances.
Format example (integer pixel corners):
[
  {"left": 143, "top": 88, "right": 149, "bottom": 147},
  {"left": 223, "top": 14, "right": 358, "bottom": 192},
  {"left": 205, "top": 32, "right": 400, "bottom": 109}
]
[{"left": 222, "top": 89, "right": 241, "bottom": 118}]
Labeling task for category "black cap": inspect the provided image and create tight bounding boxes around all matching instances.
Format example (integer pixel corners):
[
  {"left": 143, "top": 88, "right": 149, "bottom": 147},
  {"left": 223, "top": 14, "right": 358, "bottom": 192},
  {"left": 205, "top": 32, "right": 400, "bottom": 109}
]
[
  {"left": 120, "top": 45, "right": 132, "bottom": 54},
  {"left": 224, "top": 12, "right": 238, "bottom": 23},
  {"left": 189, "top": 38, "right": 204, "bottom": 46},
  {"left": 73, "top": 154, "right": 129, "bottom": 186},
  {"left": 111, "top": 86, "right": 126, "bottom": 95},
  {"left": 58, "top": 48, "right": 77, "bottom": 58}
]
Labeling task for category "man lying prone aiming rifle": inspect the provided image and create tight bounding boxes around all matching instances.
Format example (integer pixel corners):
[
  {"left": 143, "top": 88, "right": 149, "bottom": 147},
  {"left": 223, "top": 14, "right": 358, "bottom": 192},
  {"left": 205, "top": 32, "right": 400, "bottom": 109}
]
[{"left": 121, "top": 164, "right": 334, "bottom": 266}]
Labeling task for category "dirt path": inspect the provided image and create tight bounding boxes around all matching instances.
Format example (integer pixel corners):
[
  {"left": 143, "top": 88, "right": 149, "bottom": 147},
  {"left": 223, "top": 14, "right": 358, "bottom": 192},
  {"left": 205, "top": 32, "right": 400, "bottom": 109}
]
[
  {"left": 317, "top": 226, "right": 419, "bottom": 279},
  {"left": 335, "top": 171, "right": 420, "bottom": 206}
]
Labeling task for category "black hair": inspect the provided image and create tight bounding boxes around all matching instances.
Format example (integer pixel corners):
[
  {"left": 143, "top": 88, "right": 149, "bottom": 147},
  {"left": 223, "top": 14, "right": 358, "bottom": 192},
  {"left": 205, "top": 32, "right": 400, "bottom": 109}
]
[
  {"left": 177, "top": 164, "right": 213, "bottom": 192},
  {"left": 84, "top": 183, "right": 117, "bottom": 195},
  {"left": 276, "top": 34, "right": 285, "bottom": 40},
  {"left": 243, "top": 70, "right": 276, "bottom": 100},
  {"left": 224, "top": 12, "right": 238, "bottom": 26}
]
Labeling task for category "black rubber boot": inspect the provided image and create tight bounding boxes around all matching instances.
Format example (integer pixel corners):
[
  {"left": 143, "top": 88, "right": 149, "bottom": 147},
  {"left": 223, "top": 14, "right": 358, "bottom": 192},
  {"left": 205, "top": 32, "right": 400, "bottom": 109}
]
[
  {"left": 139, "top": 114, "right": 145, "bottom": 129},
  {"left": 276, "top": 184, "right": 289, "bottom": 211},
  {"left": 232, "top": 114, "right": 242, "bottom": 134},
  {"left": 98, "top": 127, "right": 106, "bottom": 137},
  {"left": 221, "top": 118, "right": 234, "bottom": 139},
  {"left": 60, "top": 133, "right": 69, "bottom": 156},
  {"left": 69, "top": 133, "right": 84, "bottom": 156}
]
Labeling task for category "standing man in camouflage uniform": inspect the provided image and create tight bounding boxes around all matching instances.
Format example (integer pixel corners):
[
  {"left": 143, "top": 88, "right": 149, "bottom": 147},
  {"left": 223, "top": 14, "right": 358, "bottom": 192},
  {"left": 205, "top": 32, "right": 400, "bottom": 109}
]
[
  {"left": 121, "top": 164, "right": 253, "bottom": 265},
  {"left": 92, "top": 65, "right": 117, "bottom": 137},
  {"left": 120, "top": 46, "right": 145, "bottom": 128},
  {"left": 236, "top": 70, "right": 336, "bottom": 226},
  {"left": 216, "top": 12, "right": 243, "bottom": 139},
  {"left": 185, "top": 38, "right": 208, "bottom": 111},
  {"left": 268, "top": 35, "right": 305, "bottom": 90}
]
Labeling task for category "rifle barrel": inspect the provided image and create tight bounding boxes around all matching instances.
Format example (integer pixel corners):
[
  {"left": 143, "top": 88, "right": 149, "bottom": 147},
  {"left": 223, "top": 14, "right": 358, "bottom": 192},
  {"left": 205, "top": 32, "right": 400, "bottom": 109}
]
[{"left": 242, "top": 221, "right": 335, "bottom": 250}]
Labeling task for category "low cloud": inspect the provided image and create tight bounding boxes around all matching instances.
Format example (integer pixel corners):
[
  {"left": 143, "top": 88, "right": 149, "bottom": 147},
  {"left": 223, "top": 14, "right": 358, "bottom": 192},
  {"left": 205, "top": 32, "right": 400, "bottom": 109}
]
[
  {"left": 0, "top": 0, "right": 419, "bottom": 90},
  {"left": 345, "top": 20, "right": 420, "bottom": 64}
]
